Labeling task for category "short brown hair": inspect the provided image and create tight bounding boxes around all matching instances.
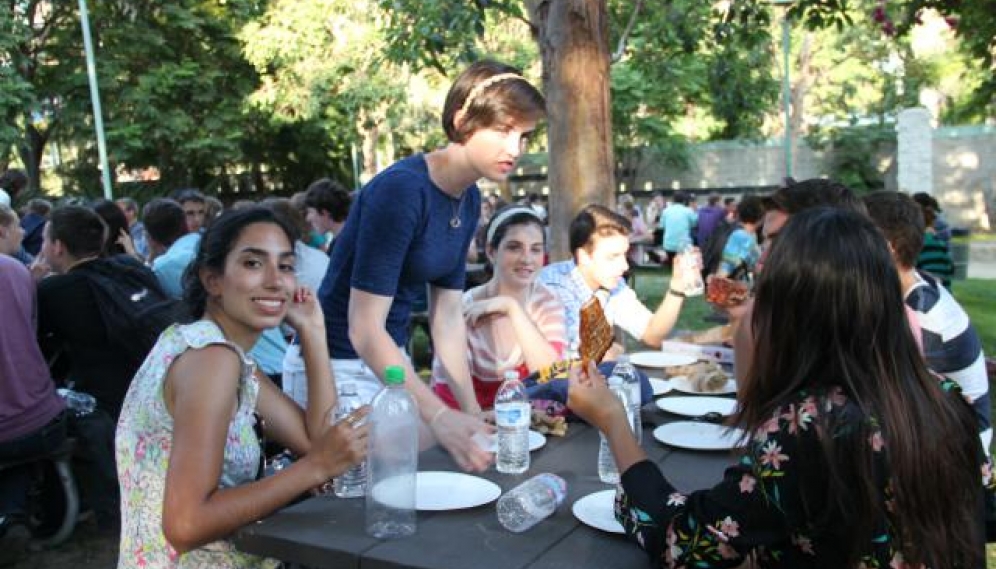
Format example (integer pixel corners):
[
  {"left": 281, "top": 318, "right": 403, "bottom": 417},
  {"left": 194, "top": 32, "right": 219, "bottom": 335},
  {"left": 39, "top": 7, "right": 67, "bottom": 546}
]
[
  {"left": 569, "top": 204, "right": 631, "bottom": 258},
  {"left": 863, "top": 191, "right": 924, "bottom": 269},
  {"left": 442, "top": 60, "right": 546, "bottom": 143}
]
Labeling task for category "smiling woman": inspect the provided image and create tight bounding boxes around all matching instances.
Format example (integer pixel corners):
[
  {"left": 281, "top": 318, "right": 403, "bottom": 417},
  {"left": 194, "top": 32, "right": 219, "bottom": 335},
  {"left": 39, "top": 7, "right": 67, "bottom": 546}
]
[
  {"left": 431, "top": 205, "right": 566, "bottom": 410},
  {"left": 114, "top": 207, "right": 369, "bottom": 569}
]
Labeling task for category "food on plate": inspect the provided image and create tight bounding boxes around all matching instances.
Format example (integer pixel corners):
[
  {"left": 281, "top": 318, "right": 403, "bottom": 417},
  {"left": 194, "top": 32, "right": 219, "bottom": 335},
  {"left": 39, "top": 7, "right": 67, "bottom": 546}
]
[
  {"left": 579, "top": 297, "right": 613, "bottom": 366},
  {"left": 667, "top": 361, "right": 731, "bottom": 393},
  {"left": 705, "top": 276, "right": 750, "bottom": 307},
  {"left": 531, "top": 409, "right": 567, "bottom": 437}
]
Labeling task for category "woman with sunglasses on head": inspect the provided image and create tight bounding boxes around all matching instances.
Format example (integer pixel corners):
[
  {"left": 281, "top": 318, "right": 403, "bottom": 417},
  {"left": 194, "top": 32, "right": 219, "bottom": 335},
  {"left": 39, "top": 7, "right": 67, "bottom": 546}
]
[
  {"left": 568, "top": 208, "right": 991, "bottom": 568},
  {"left": 432, "top": 205, "right": 565, "bottom": 410},
  {"left": 115, "top": 208, "right": 368, "bottom": 569},
  {"left": 318, "top": 60, "right": 545, "bottom": 472}
]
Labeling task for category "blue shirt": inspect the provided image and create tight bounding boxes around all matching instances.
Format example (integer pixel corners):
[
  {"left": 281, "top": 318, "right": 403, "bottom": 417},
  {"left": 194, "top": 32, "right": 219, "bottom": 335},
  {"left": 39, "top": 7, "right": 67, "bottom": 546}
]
[
  {"left": 537, "top": 260, "right": 652, "bottom": 358},
  {"left": 719, "top": 228, "right": 759, "bottom": 277},
  {"left": 660, "top": 204, "right": 697, "bottom": 252},
  {"left": 152, "top": 232, "right": 200, "bottom": 299},
  {"left": 319, "top": 154, "right": 480, "bottom": 359}
]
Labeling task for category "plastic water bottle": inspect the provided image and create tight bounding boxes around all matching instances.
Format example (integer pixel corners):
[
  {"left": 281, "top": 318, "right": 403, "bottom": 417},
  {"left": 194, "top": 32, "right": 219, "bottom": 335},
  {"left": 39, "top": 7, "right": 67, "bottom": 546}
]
[
  {"left": 494, "top": 371, "right": 530, "bottom": 474},
  {"left": 365, "top": 366, "right": 418, "bottom": 539},
  {"left": 496, "top": 473, "right": 567, "bottom": 532},
  {"left": 597, "top": 377, "right": 630, "bottom": 484},
  {"left": 56, "top": 388, "right": 96, "bottom": 417},
  {"left": 678, "top": 238, "right": 705, "bottom": 296},
  {"left": 611, "top": 355, "right": 642, "bottom": 444},
  {"left": 333, "top": 382, "right": 366, "bottom": 498}
]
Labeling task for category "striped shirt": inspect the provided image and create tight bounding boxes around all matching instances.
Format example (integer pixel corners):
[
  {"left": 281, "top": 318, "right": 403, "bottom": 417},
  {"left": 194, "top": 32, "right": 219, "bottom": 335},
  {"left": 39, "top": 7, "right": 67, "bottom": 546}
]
[
  {"left": 905, "top": 270, "right": 990, "bottom": 430},
  {"left": 432, "top": 281, "right": 566, "bottom": 392}
]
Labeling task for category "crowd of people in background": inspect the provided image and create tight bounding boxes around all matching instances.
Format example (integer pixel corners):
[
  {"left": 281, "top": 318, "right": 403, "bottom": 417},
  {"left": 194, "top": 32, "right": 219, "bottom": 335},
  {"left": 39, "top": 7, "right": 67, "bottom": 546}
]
[{"left": 0, "top": 58, "right": 992, "bottom": 569}]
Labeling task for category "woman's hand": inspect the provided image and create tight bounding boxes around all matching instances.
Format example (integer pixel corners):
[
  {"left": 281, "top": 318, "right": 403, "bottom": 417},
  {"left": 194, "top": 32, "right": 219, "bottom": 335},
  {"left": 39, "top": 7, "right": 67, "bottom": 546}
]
[
  {"left": 310, "top": 406, "right": 371, "bottom": 480},
  {"left": 284, "top": 287, "right": 324, "bottom": 332},
  {"left": 428, "top": 408, "right": 495, "bottom": 472},
  {"left": 464, "top": 296, "right": 515, "bottom": 326},
  {"left": 116, "top": 227, "right": 138, "bottom": 257},
  {"left": 566, "top": 360, "right": 628, "bottom": 432}
]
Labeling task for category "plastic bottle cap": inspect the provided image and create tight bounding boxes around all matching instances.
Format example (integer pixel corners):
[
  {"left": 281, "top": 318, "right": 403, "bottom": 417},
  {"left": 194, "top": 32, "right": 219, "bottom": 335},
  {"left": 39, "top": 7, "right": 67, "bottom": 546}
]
[{"left": 384, "top": 365, "right": 405, "bottom": 385}]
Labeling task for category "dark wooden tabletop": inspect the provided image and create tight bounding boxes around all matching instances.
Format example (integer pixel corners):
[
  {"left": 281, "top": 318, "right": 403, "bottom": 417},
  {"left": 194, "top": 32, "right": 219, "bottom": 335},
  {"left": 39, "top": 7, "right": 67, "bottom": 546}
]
[{"left": 234, "top": 394, "right": 739, "bottom": 569}]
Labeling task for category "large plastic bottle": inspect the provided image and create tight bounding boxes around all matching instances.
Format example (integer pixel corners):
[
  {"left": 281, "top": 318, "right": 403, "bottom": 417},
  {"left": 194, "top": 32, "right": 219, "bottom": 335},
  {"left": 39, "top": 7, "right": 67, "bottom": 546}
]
[
  {"left": 597, "top": 377, "right": 630, "bottom": 484},
  {"left": 333, "top": 381, "right": 366, "bottom": 498},
  {"left": 496, "top": 473, "right": 567, "bottom": 532},
  {"left": 365, "top": 366, "right": 418, "bottom": 538},
  {"left": 494, "top": 370, "right": 530, "bottom": 474},
  {"left": 610, "top": 355, "right": 642, "bottom": 444}
]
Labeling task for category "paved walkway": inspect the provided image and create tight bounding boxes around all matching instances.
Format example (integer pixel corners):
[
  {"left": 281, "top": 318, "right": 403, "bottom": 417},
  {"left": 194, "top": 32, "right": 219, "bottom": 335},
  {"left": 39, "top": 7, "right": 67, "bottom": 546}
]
[{"left": 967, "top": 241, "right": 996, "bottom": 279}]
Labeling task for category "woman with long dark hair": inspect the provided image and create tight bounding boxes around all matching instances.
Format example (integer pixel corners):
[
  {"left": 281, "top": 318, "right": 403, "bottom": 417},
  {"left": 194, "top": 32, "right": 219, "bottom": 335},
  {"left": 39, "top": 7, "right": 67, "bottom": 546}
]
[
  {"left": 116, "top": 208, "right": 368, "bottom": 568},
  {"left": 569, "top": 208, "right": 990, "bottom": 568}
]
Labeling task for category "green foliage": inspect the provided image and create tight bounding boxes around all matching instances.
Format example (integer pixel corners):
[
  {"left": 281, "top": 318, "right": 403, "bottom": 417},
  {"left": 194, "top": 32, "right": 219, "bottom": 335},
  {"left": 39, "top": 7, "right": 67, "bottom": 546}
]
[{"left": 806, "top": 122, "right": 895, "bottom": 192}]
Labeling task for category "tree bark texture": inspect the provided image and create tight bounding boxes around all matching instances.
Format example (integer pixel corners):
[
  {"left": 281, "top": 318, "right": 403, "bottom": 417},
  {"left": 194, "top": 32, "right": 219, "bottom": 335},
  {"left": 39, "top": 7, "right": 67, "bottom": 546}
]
[{"left": 527, "top": 0, "right": 615, "bottom": 261}]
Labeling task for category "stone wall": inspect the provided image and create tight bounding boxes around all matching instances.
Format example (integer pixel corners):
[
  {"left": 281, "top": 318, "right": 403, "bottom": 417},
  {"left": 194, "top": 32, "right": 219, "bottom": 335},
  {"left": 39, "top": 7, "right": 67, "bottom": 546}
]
[{"left": 506, "top": 125, "right": 995, "bottom": 230}]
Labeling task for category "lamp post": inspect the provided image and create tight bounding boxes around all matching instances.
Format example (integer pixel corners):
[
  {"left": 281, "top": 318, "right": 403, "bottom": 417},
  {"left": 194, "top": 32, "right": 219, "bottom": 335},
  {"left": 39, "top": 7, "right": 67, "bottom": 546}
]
[
  {"left": 78, "top": 0, "right": 113, "bottom": 199},
  {"left": 767, "top": 0, "right": 794, "bottom": 180}
]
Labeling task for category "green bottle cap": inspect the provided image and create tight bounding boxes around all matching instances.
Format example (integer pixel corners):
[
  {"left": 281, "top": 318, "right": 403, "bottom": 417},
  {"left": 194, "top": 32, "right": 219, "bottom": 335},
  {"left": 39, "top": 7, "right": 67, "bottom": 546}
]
[{"left": 384, "top": 365, "right": 405, "bottom": 385}]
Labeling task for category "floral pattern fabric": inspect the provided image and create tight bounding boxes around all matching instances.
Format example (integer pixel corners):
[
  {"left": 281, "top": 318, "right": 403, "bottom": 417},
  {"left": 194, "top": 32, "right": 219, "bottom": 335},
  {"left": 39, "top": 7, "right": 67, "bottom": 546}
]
[
  {"left": 115, "top": 320, "right": 278, "bottom": 569},
  {"left": 616, "top": 381, "right": 995, "bottom": 568}
]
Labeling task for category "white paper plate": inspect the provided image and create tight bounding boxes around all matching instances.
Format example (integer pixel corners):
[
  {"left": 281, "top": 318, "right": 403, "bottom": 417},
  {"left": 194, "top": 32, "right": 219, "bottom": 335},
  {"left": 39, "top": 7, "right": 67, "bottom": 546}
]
[
  {"left": 572, "top": 490, "right": 624, "bottom": 534},
  {"left": 655, "top": 396, "right": 738, "bottom": 417},
  {"left": 370, "top": 472, "right": 501, "bottom": 511},
  {"left": 668, "top": 375, "right": 737, "bottom": 395},
  {"left": 649, "top": 377, "right": 672, "bottom": 396},
  {"left": 652, "top": 422, "right": 746, "bottom": 451},
  {"left": 629, "top": 352, "right": 698, "bottom": 369},
  {"left": 476, "top": 430, "right": 547, "bottom": 453}
]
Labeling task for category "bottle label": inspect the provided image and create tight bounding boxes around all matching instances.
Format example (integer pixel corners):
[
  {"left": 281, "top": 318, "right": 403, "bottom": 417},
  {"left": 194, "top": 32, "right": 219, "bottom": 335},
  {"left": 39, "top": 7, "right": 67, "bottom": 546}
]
[{"left": 495, "top": 402, "right": 530, "bottom": 428}]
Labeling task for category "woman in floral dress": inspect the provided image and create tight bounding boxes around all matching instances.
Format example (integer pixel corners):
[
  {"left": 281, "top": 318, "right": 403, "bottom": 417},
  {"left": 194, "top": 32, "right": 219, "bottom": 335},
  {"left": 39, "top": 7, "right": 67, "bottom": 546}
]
[
  {"left": 115, "top": 208, "right": 368, "bottom": 568},
  {"left": 568, "top": 208, "right": 991, "bottom": 568}
]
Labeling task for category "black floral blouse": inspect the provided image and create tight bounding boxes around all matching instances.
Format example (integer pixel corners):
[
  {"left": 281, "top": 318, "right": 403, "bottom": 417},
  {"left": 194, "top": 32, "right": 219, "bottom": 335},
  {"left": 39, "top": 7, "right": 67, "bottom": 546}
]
[{"left": 616, "top": 381, "right": 994, "bottom": 568}]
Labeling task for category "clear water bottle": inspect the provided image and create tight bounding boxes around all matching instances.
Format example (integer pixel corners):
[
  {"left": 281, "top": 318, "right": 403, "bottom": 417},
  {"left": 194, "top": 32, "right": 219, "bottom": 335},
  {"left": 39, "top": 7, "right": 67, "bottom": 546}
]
[
  {"left": 333, "top": 381, "right": 366, "bottom": 498},
  {"left": 494, "top": 371, "right": 530, "bottom": 474},
  {"left": 677, "top": 238, "right": 705, "bottom": 296},
  {"left": 611, "top": 355, "right": 642, "bottom": 444},
  {"left": 56, "top": 388, "right": 96, "bottom": 417},
  {"left": 597, "top": 377, "right": 629, "bottom": 484},
  {"left": 365, "top": 366, "right": 418, "bottom": 539},
  {"left": 496, "top": 473, "right": 567, "bottom": 532}
]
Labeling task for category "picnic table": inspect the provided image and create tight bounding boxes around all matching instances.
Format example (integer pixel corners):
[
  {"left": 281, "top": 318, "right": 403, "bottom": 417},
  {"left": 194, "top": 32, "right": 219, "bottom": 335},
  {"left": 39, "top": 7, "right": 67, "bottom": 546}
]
[{"left": 234, "top": 391, "right": 737, "bottom": 569}]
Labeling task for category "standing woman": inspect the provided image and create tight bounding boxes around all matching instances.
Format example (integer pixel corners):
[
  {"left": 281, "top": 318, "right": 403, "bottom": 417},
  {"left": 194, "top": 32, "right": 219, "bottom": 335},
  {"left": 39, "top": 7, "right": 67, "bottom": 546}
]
[
  {"left": 568, "top": 208, "right": 990, "bottom": 568},
  {"left": 432, "top": 206, "right": 565, "bottom": 410},
  {"left": 116, "top": 208, "right": 368, "bottom": 568},
  {"left": 318, "top": 60, "right": 545, "bottom": 472}
]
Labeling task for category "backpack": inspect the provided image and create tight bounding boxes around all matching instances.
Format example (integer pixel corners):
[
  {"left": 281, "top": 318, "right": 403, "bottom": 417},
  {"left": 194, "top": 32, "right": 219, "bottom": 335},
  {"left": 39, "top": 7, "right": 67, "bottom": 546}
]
[
  {"left": 700, "top": 220, "right": 737, "bottom": 278},
  {"left": 76, "top": 255, "right": 191, "bottom": 366}
]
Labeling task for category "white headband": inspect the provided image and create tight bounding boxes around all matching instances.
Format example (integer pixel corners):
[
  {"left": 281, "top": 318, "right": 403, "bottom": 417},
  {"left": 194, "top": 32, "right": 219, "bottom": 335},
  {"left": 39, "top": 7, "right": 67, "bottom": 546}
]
[
  {"left": 458, "top": 73, "right": 524, "bottom": 117},
  {"left": 485, "top": 206, "right": 542, "bottom": 246}
]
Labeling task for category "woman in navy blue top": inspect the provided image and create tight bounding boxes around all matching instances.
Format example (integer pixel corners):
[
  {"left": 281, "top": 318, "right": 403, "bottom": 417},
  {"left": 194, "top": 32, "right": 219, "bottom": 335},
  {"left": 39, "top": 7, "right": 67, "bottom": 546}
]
[{"left": 318, "top": 60, "right": 545, "bottom": 471}]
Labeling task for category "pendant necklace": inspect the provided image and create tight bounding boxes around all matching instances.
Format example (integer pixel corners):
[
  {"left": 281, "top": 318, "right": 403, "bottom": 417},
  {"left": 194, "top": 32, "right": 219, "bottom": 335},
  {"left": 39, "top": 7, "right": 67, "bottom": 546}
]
[{"left": 449, "top": 190, "right": 466, "bottom": 229}]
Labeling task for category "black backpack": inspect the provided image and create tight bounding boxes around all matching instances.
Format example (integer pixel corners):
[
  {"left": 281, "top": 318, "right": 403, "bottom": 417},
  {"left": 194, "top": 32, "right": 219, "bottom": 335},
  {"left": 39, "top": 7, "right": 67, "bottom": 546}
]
[
  {"left": 76, "top": 255, "right": 191, "bottom": 367},
  {"left": 700, "top": 220, "right": 737, "bottom": 278}
]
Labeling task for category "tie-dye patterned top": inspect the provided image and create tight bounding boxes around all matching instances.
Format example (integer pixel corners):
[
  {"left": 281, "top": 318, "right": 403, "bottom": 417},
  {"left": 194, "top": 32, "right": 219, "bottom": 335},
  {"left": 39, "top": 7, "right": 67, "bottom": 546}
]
[
  {"left": 615, "top": 380, "right": 994, "bottom": 568},
  {"left": 115, "top": 320, "right": 278, "bottom": 569}
]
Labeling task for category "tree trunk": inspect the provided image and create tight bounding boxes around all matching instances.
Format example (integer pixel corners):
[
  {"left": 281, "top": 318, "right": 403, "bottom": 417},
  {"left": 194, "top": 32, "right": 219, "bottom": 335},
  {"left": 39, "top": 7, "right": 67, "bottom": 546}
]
[
  {"left": 527, "top": 0, "right": 615, "bottom": 261},
  {"left": 17, "top": 123, "right": 47, "bottom": 195}
]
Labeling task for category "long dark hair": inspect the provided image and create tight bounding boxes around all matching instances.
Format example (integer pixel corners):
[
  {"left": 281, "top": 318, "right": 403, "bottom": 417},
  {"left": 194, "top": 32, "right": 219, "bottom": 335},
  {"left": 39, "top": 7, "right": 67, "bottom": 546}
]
[
  {"left": 736, "top": 208, "right": 981, "bottom": 568},
  {"left": 182, "top": 207, "right": 296, "bottom": 319},
  {"left": 91, "top": 199, "right": 130, "bottom": 257}
]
